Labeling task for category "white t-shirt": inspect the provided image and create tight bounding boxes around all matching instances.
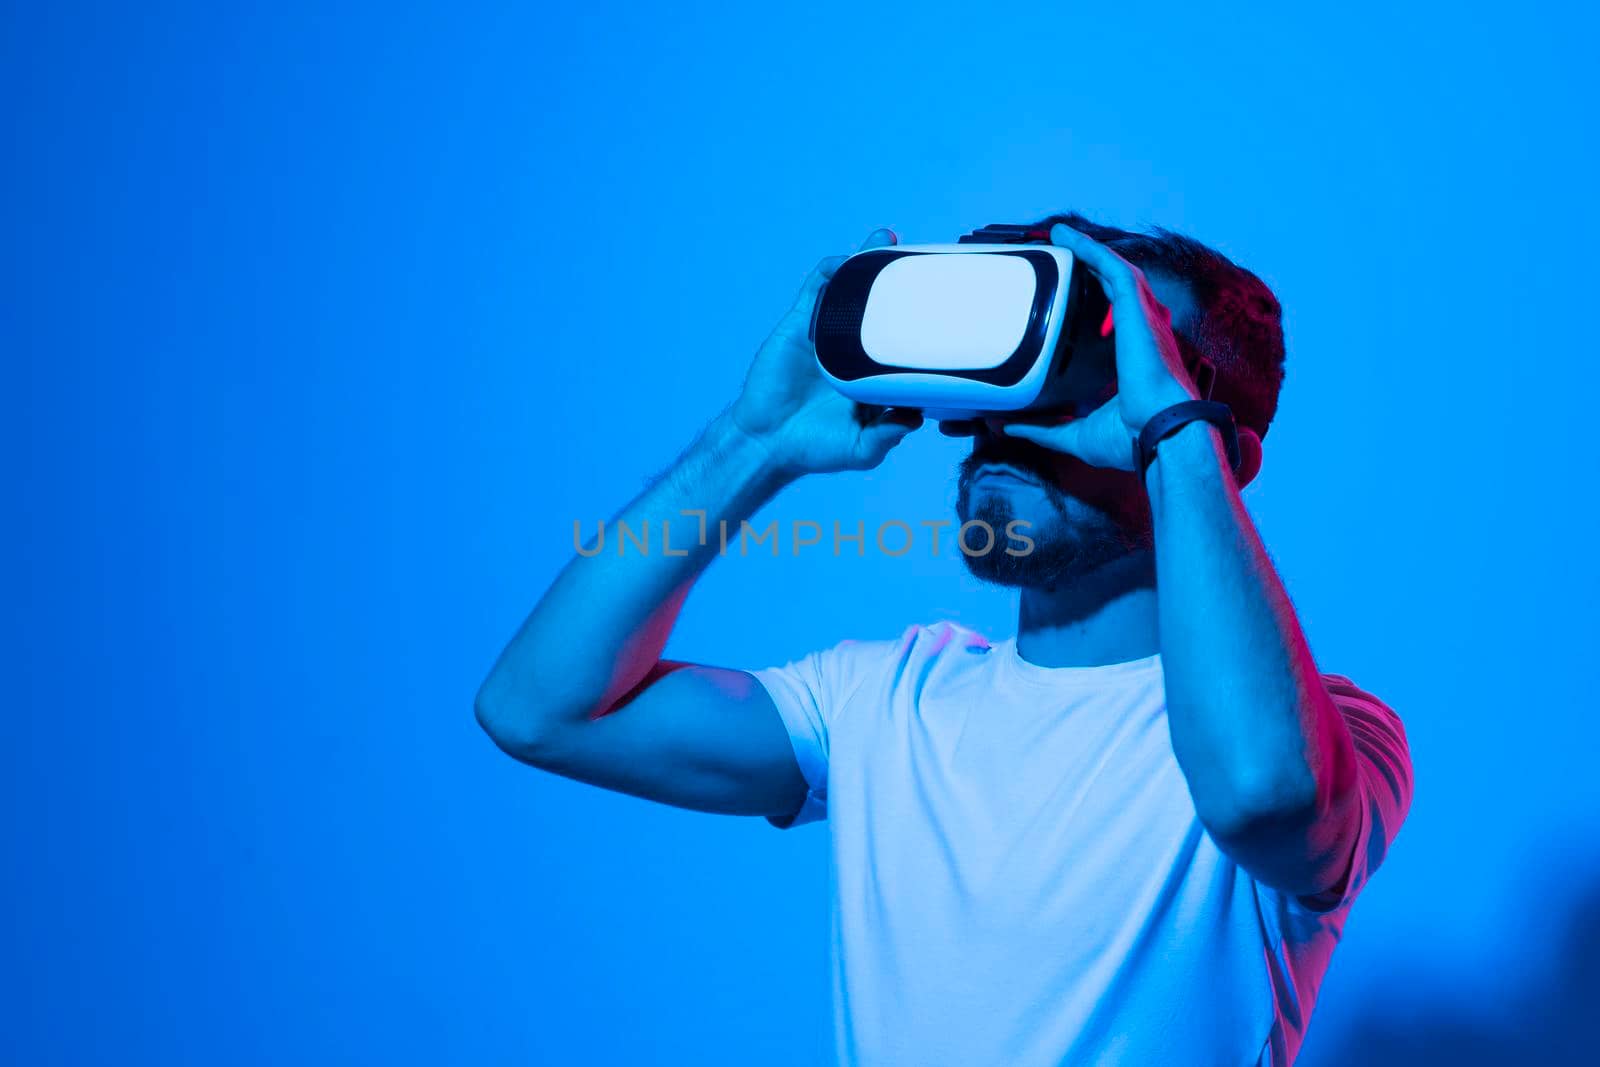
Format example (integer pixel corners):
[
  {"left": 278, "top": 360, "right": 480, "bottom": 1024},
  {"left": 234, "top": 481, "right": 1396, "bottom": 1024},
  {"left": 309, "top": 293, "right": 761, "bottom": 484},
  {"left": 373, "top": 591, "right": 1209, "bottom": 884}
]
[{"left": 752, "top": 622, "right": 1412, "bottom": 1067}]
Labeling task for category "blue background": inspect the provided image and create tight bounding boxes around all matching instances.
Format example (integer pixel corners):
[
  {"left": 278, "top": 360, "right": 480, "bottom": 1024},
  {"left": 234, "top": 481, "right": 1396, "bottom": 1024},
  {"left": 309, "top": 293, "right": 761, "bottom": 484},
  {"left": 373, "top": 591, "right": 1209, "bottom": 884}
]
[{"left": 9, "top": 2, "right": 1600, "bottom": 1063}]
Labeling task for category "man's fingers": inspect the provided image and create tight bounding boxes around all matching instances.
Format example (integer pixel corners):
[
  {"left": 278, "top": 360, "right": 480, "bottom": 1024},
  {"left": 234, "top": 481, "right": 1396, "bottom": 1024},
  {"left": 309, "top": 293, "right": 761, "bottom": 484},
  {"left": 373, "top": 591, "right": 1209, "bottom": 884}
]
[
  {"left": 856, "top": 410, "right": 922, "bottom": 465},
  {"left": 790, "top": 228, "right": 895, "bottom": 315},
  {"left": 999, "top": 419, "right": 1083, "bottom": 455},
  {"left": 875, "top": 406, "right": 924, "bottom": 429},
  {"left": 1049, "top": 223, "right": 1139, "bottom": 298},
  {"left": 785, "top": 255, "right": 847, "bottom": 319},
  {"left": 1000, "top": 411, "right": 1134, "bottom": 471},
  {"left": 858, "top": 227, "right": 897, "bottom": 252},
  {"left": 937, "top": 418, "right": 981, "bottom": 437},
  {"left": 854, "top": 404, "right": 922, "bottom": 429}
]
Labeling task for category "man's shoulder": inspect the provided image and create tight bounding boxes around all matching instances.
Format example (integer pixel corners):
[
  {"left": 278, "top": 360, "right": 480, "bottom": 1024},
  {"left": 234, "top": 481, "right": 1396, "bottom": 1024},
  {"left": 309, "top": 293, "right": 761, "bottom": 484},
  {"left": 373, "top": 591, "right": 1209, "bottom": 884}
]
[
  {"left": 856, "top": 620, "right": 992, "bottom": 657},
  {"left": 791, "top": 622, "right": 992, "bottom": 711},
  {"left": 815, "top": 621, "right": 994, "bottom": 674}
]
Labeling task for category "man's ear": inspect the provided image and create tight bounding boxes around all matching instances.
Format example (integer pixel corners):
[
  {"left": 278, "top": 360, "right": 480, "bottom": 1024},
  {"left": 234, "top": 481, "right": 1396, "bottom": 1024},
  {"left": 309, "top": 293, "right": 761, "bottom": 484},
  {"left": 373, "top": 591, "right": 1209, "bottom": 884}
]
[{"left": 1234, "top": 425, "right": 1264, "bottom": 487}]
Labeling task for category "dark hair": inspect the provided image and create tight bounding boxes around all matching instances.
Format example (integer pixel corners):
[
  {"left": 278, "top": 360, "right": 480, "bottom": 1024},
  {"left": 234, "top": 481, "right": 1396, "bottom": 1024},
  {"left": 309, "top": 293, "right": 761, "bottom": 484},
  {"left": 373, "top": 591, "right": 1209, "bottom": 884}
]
[{"left": 1031, "top": 212, "right": 1286, "bottom": 439}]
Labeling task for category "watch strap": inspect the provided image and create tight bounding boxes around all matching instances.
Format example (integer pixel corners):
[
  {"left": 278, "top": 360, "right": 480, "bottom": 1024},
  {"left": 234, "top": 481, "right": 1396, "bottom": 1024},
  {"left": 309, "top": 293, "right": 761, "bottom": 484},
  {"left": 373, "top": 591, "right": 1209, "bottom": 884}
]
[{"left": 1135, "top": 400, "right": 1241, "bottom": 477}]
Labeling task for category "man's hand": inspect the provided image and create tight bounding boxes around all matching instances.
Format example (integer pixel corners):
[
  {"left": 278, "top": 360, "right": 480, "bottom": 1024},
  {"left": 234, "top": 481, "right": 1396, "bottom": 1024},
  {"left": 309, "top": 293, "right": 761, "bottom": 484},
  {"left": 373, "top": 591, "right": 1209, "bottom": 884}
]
[
  {"left": 729, "top": 228, "right": 923, "bottom": 477},
  {"left": 999, "top": 223, "right": 1198, "bottom": 470}
]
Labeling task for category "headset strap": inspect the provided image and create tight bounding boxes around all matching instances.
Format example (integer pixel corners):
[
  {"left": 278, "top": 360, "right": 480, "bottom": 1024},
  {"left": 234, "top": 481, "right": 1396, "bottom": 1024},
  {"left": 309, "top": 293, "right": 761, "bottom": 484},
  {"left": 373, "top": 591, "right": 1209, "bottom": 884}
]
[{"left": 956, "top": 223, "right": 1053, "bottom": 244}]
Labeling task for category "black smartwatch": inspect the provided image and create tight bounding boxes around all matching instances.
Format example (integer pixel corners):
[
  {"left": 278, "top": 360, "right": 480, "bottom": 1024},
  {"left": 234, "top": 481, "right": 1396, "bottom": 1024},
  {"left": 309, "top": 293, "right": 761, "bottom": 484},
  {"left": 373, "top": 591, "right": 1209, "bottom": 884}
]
[{"left": 1134, "top": 400, "right": 1242, "bottom": 478}]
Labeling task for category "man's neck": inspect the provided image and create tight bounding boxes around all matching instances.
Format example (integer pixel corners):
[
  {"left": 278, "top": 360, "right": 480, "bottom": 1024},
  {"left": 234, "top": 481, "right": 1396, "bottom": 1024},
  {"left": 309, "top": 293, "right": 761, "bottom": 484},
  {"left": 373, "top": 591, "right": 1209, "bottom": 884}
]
[{"left": 1015, "top": 548, "right": 1160, "bottom": 668}]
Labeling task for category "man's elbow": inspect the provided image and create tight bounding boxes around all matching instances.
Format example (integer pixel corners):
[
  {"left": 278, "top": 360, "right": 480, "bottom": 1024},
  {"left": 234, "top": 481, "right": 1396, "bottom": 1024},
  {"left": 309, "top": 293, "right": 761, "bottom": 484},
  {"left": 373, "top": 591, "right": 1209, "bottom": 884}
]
[
  {"left": 474, "top": 675, "right": 557, "bottom": 765},
  {"left": 1198, "top": 764, "right": 1322, "bottom": 844},
  {"left": 1196, "top": 695, "right": 1360, "bottom": 845}
]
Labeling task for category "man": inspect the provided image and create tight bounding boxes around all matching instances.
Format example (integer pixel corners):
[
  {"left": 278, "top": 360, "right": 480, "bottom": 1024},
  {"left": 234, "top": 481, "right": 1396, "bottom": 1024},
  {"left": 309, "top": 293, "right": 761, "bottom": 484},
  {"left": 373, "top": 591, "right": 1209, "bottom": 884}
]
[{"left": 475, "top": 214, "right": 1413, "bottom": 1066}]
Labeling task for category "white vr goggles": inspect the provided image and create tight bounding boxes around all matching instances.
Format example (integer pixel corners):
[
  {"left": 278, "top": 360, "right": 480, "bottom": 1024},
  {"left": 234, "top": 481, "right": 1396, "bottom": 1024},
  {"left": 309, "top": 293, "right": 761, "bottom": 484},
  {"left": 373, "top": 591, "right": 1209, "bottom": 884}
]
[{"left": 810, "top": 223, "right": 1117, "bottom": 419}]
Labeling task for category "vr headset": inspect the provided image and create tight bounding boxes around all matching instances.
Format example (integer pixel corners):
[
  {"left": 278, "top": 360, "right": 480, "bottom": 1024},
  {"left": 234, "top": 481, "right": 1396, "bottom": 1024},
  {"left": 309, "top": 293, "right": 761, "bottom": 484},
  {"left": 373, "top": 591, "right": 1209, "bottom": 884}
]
[{"left": 810, "top": 223, "right": 1213, "bottom": 420}]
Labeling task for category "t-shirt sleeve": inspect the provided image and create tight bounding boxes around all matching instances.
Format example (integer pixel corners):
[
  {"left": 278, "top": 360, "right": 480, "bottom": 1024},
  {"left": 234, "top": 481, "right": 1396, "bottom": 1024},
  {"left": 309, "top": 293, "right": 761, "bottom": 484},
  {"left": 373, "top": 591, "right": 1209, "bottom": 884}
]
[
  {"left": 1294, "top": 674, "right": 1415, "bottom": 913},
  {"left": 748, "top": 637, "right": 886, "bottom": 829}
]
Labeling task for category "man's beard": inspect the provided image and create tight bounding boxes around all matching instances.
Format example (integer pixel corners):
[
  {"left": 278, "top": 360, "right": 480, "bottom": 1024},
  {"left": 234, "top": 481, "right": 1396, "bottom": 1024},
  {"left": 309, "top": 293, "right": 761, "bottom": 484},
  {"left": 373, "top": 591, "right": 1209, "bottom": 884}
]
[{"left": 955, "top": 439, "right": 1151, "bottom": 590}]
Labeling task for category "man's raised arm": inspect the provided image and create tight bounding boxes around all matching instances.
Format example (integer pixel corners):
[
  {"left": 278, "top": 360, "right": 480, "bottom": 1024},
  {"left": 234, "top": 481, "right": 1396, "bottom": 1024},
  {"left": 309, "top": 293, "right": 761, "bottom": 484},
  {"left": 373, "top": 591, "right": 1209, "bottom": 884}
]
[
  {"left": 1003, "top": 223, "right": 1367, "bottom": 899},
  {"left": 474, "top": 228, "right": 918, "bottom": 817}
]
